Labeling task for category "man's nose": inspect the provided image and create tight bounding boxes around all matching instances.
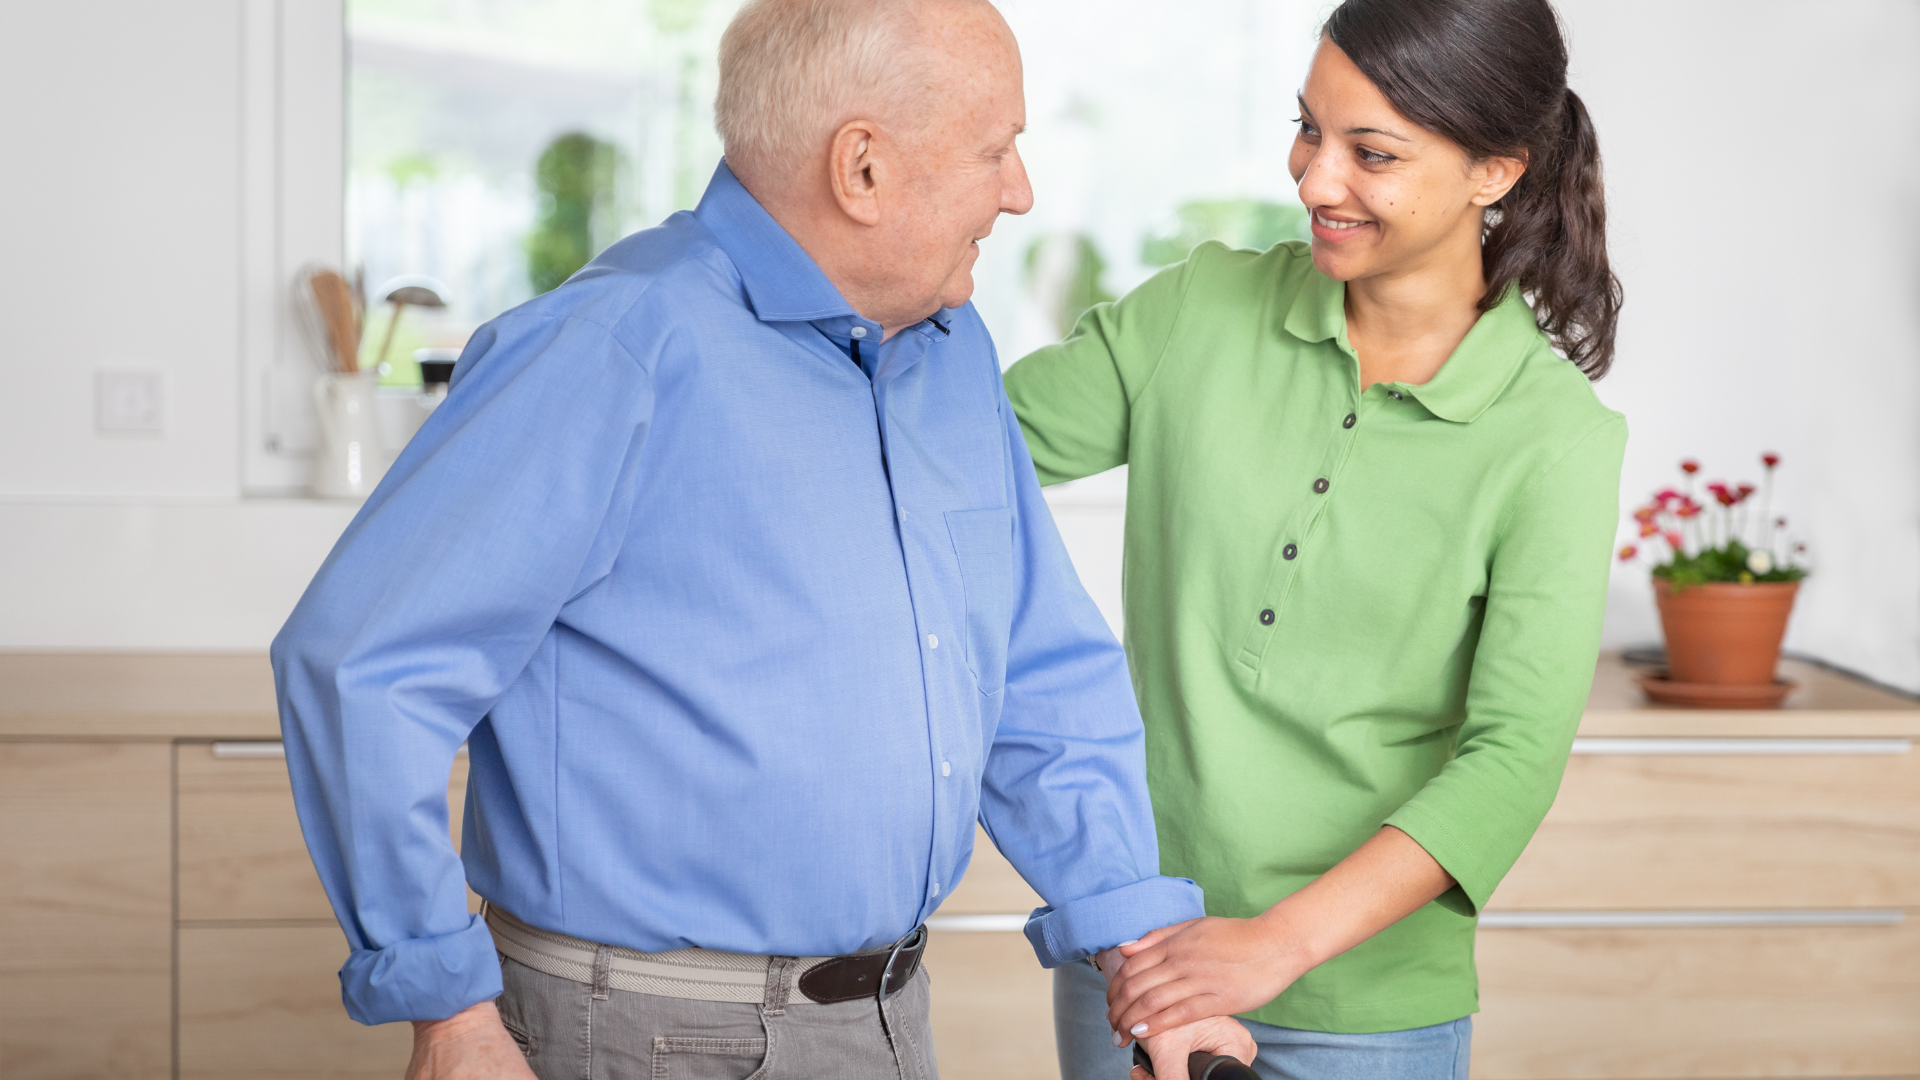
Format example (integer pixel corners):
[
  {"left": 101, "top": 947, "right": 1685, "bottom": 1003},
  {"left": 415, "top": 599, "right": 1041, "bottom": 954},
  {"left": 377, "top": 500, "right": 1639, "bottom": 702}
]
[{"left": 1001, "top": 146, "right": 1035, "bottom": 216}]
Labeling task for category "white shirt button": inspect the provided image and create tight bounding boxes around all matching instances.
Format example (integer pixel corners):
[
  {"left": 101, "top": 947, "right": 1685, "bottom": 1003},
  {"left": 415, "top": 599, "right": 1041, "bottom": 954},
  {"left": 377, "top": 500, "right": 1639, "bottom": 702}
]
[
  {"left": 931, "top": 882, "right": 940, "bottom": 896},
  {"left": 927, "top": 634, "right": 938, "bottom": 649},
  {"left": 850, "top": 326, "right": 868, "bottom": 339},
  {"left": 941, "top": 761, "right": 951, "bottom": 777}
]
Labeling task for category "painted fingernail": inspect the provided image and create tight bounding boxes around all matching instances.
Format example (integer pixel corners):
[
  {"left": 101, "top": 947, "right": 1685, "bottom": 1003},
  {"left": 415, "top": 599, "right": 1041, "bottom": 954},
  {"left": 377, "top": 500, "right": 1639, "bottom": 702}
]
[
  {"left": 1120, "top": 940, "right": 1139, "bottom": 946},
  {"left": 1131, "top": 1023, "right": 1149, "bottom": 1036},
  {"left": 1111, "top": 1031, "right": 1126, "bottom": 1047}
]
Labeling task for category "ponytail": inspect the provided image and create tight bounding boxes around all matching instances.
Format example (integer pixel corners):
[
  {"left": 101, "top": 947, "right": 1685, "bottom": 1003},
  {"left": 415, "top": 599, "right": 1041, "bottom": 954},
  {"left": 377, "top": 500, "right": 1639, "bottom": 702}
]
[{"left": 1327, "top": 0, "right": 1622, "bottom": 378}]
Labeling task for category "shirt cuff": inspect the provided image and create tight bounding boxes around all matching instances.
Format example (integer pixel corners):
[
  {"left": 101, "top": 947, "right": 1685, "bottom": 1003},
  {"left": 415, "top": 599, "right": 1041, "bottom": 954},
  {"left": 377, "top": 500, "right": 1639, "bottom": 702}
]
[
  {"left": 338, "top": 913, "right": 504, "bottom": 1025},
  {"left": 1384, "top": 802, "right": 1494, "bottom": 916},
  {"left": 1021, "top": 875, "right": 1206, "bottom": 968}
]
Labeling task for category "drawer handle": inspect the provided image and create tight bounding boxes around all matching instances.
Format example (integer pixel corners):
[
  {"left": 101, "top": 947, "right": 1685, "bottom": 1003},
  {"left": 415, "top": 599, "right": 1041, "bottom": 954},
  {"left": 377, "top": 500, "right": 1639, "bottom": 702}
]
[
  {"left": 927, "top": 914, "right": 1028, "bottom": 932},
  {"left": 211, "top": 741, "right": 286, "bottom": 758},
  {"left": 1480, "top": 909, "right": 1904, "bottom": 929},
  {"left": 208, "top": 741, "right": 470, "bottom": 759},
  {"left": 1570, "top": 737, "right": 1911, "bottom": 756}
]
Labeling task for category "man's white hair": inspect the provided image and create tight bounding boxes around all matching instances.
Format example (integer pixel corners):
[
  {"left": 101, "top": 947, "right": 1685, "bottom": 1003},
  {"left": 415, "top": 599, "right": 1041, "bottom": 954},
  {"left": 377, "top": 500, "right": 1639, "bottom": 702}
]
[{"left": 715, "top": 0, "right": 983, "bottom": 182}]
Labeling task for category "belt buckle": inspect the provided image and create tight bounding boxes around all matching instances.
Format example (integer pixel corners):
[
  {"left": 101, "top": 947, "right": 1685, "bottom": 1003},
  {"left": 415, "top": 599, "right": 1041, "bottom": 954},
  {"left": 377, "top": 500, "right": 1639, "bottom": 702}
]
[{"left": 876, "top": 924, "right": 927, "bottom": 1003}]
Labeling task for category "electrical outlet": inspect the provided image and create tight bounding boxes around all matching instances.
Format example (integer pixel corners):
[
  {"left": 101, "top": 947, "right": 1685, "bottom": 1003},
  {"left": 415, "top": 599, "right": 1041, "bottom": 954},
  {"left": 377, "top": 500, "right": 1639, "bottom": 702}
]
[{"left": 96, "top": 370, "right": 165, "bottom": 435}]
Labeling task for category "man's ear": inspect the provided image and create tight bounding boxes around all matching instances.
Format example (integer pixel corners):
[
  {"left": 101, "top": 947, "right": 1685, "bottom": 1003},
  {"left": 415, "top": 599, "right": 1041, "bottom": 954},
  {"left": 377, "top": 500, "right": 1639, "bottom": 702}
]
[
  {"left": 828, "top": 120, "right": 883, "bottom": 226},
  {"left": 1471, "top": 151, "right": 1527, "bottom": 208}
]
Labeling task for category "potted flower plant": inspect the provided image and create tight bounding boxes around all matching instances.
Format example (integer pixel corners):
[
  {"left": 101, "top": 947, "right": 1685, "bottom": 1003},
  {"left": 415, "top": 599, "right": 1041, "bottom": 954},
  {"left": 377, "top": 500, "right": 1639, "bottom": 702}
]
[{"left": 1618, "top": 454, "right": 1809, "bottom": 706}]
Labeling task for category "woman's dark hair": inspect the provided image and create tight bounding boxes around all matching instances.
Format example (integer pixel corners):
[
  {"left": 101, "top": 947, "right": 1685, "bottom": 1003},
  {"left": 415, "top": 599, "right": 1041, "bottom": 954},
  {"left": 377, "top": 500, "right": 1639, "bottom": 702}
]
[{"left": 1325, "top": 0, "right": 1621, "bottom": 378}]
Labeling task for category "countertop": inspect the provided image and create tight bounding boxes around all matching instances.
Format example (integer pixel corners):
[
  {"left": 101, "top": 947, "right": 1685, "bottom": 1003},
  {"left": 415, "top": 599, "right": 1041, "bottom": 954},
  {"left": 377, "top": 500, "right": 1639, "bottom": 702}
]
[{"left": 1, "top": 651, "right": 1914, "bottom": 740}]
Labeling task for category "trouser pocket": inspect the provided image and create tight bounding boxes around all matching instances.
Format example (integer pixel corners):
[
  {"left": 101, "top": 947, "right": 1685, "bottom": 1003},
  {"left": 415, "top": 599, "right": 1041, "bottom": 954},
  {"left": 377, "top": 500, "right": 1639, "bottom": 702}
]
[{"left": 650, "top": 1036, "right": 769, "bottom": 1080}]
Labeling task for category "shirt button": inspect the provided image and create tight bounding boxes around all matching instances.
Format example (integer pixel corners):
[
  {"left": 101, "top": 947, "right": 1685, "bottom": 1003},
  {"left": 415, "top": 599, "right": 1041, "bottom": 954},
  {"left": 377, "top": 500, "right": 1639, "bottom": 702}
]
[
  {"left": 851, "top": 326, "right": 868, "bottom": 339},
  {"left": 941, "top": 761, "right": 951, "bottom": 777},
  {"left": 1388, "top": 390, "right": 1403, "bottom": 400},
  {"left": 1259, "top": 609, "right": 1275, "bottom": 625},
  {"left": 927, "top": 634, "right": 938, "bottom": 649},
  {"left": 931, "top": 882, "right": 940, "bottom": 896},
  {"left": 1343, "top": 413, "right": 1356, "bottom": 429},
  {"left": 1313, "top": 478, "right": 1329, "bottom": 494},
  {"left": 1283, "top": 543, "right": 1298, "bottom": 560}
]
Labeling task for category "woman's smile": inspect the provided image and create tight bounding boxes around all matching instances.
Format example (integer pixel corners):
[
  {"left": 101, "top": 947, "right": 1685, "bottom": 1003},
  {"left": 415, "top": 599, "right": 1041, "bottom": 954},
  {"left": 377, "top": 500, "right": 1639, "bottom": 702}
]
[{"left": 1310, "top": 209, "right": 1375, "bottom": 242}]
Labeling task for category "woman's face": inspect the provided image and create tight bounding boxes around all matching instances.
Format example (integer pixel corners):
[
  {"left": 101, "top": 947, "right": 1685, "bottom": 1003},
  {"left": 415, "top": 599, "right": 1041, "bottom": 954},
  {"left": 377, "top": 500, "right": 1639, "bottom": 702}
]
[{"left": 1288, "top": 38, "right": 1524, "bottom": 285}]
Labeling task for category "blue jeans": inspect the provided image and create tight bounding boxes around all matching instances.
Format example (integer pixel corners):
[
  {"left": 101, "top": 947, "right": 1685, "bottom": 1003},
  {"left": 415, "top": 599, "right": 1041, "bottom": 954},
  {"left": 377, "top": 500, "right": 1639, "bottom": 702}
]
[{"left": 1053, "top": 959, "right": 1470, "bottom": 1080}]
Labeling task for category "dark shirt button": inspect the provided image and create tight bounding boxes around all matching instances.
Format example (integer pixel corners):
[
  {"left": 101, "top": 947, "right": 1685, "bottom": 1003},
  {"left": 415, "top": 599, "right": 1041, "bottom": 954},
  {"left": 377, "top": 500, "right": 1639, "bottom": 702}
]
[
  {"left": 1343, "top": 413, "right": 1356, "bottom": 429},
  {"left": 1283, "top": 543, "right": 1298, "bottom": 560},
  {"left": 1313, "top": 478, "right": 1329, "bottom": 494},
  {"left": 1389, "top": 390, "right": 1403, "bottom": 400},
  {"left": 1259, "top": 609, "right": 1275, "bottom": 625}
]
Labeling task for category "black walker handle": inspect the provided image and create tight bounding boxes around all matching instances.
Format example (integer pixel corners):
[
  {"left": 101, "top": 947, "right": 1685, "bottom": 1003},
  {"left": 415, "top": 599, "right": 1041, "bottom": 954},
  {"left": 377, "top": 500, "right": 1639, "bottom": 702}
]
[{"left": 1131, "top": 1043, "right": 1259, "bottom": 1080}]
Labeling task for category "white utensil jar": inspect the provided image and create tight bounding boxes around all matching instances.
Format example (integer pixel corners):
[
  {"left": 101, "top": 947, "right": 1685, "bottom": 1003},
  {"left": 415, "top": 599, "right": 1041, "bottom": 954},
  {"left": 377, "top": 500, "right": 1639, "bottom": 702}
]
[{"left": 311, "top": 371, "right": 388, "bottom": 499}]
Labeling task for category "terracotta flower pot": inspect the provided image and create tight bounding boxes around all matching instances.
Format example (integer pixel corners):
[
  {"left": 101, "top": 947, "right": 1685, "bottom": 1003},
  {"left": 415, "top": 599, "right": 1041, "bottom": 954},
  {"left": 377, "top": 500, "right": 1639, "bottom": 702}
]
[{"left": 1652, "top": 578, "right": 1799, "bottom": 685}]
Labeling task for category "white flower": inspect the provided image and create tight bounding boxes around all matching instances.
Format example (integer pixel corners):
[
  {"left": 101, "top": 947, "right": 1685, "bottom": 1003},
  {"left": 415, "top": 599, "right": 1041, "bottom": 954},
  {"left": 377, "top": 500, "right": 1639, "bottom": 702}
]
[{"left": 1747, "top": 550, "right": 1774, "bottom": 575}]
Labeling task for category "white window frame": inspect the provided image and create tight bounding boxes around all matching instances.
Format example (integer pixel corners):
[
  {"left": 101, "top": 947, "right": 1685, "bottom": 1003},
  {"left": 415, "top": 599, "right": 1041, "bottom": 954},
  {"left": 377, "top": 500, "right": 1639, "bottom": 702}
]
[{"left": 241, "top": 0, "right": 346, "bottom": 494}]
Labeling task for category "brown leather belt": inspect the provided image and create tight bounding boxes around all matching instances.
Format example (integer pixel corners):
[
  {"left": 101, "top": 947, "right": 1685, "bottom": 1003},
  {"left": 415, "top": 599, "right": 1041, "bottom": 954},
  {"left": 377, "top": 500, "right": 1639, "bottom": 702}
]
[
  {"left": 486, "top": 903, "right": 926, "bottom": 1006},
  {"left": 799, "top": 924, "right": 928, "bottom": 1004}
]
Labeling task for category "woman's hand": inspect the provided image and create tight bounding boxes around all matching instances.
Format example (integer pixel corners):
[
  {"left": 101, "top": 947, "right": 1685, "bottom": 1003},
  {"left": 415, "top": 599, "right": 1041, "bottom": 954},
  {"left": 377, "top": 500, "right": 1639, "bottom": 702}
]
[
  {"left": 1105, "top": 914, "right": 1314, "bottom": 1043},
  {"left": 1109, "top": 827, "right": 1458, "bottom": 1043},
  {"left": 1133, "top": 1014, "right": 1259, "bottom": 1080}
]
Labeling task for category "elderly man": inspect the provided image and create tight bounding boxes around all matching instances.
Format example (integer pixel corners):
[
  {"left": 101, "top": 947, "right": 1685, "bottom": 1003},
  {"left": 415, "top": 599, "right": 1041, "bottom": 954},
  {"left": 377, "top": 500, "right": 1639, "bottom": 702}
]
[{"left": 274, "top": 1, "right": 1253, "bottom": 1077}]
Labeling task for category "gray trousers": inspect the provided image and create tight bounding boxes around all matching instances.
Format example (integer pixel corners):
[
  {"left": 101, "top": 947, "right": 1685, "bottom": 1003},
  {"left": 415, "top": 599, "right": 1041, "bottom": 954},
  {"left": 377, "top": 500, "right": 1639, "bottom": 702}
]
[{"left": 496, "top": 953, "right": 940, "bottom": 1080}]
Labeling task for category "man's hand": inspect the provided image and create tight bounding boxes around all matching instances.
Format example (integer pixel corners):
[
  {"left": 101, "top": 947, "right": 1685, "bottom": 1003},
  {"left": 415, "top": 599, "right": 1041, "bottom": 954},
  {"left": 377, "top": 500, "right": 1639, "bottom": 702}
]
[
  {"left": 1107, "top": 915, "right": 1311, "bottom": 1045},
  {"left": 1132, "top": 1015, "right": 1258, "bottom": 1080},
  {"left": 404, "top": 1001, "right": 538, "bottom": 1080}
]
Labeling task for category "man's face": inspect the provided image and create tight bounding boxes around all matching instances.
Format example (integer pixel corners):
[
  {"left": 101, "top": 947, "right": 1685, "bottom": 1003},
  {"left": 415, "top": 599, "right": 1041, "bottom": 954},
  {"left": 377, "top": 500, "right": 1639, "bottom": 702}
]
[{"left": 882, "top": 8, "right": 1032, "bottom": 319}]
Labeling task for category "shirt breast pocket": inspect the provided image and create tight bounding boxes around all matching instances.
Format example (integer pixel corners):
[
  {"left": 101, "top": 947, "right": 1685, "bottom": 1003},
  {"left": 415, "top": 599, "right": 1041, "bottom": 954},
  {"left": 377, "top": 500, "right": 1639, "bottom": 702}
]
[{"left": 945, "top": 507, "right": 1015, "bottom": 695}]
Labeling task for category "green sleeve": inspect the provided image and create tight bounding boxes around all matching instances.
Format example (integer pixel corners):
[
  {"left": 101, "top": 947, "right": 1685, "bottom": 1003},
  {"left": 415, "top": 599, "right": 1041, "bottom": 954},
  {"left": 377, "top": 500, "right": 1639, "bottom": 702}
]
[
  {"left": 1001, "top": 253, "right": 1200, "bottom": 486},
  {"left": 1385, "top": 412, "right": 1628, "bottom": 914}
]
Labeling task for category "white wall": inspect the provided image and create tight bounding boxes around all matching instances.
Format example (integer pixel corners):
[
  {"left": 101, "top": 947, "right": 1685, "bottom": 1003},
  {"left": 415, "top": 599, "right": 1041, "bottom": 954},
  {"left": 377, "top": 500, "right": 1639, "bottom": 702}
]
[
  {"left": 1570, "top": 0, "right": 1920, "bottom": 691},
  {"left": 0, "top": 2, "right": 241, "bottom": 498},
  {"left": 1, "top": 1, "right": 1917, "bottom": 693}
]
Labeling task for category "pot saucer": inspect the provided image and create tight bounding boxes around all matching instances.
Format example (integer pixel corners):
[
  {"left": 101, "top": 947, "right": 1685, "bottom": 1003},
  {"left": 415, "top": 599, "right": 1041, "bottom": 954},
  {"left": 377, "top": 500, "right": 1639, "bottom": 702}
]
[{"left": 1637, "top": 670, "right": 1797, "bottom": 709}]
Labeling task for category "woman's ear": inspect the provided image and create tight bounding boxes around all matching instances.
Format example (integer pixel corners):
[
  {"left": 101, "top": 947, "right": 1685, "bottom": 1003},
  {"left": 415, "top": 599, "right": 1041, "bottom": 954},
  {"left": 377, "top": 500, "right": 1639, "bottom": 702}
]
[
  {"left": 1470, "top": 152, "right": 1528, "bottom": 207},
  {"left": 828, "top": 120, "right": 883, "bottom": 226}
]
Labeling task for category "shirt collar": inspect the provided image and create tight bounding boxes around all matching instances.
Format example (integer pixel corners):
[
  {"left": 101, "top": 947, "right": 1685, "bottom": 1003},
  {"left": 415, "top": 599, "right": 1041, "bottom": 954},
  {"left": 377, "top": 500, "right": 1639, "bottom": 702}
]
[
  {"left": 1281, "top": 266, "right": 1537, "bottom": 424},
  {"left": 695, "top": 159, "right": 861, "bottom": 325}
]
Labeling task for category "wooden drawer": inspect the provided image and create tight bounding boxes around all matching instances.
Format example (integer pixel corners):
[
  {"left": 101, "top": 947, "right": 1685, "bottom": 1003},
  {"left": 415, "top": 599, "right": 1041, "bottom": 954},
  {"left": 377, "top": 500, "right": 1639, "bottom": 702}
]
[
  {"left": 924, "top": 930, "right": 1056, "bottom": 1080},
  {"left": 1492, "top": 738, "right": 1920, "bottom": 910},
  {"left": 1473, "top": 913, "right": 1920, "bottom": 1079},
  {"left": 178, "top": 924, "right": 413, "bottom": 1080},
  {"left": 0, "top": 742, "right": 173, "bottom": 1080},
  {"left": 177, "top": 742, "right": 473, "bottom": 921},
  {"left": 941, "top": 825, "right": 1044, "bottom": 915}
]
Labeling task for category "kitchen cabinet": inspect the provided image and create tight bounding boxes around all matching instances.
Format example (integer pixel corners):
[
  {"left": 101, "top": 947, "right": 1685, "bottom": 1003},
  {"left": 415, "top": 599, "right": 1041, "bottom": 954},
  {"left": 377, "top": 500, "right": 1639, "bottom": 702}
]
[
  {"left": 2, "top": 652, "right": 1915, "bottom": 1080},
  {"left": 0, "top": 742, "right": 172, "bottom": 1079}
]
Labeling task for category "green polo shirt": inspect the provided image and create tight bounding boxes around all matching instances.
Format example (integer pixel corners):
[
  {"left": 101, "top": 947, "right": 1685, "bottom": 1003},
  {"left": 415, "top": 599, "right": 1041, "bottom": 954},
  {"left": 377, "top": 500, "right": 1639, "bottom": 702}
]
[{"left": 1004, "top": 241, "right": 1625, "bottom": 1033}]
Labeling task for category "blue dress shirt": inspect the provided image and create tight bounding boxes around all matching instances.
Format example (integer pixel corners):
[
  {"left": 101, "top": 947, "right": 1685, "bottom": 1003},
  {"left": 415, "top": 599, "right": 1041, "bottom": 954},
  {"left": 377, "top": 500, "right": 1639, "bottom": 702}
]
[{"left": 272, "top": 162, "right": 1202, "bottom": 1025}]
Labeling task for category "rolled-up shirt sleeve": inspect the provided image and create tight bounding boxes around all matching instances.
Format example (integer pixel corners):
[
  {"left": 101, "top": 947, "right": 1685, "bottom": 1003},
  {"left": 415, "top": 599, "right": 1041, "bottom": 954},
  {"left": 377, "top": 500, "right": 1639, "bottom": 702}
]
[
  {"left": 272, "top": 314, "right": 654, "bottom": 1024},
  {"left": 978, "top": 386, "right": 1204, "bottom": 967}
]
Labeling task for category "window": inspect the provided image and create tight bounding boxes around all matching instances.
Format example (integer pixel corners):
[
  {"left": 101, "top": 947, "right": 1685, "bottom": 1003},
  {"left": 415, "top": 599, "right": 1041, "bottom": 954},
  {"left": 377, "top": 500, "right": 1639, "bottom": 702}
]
[{"left": 345, "top": 0, "right": 1319, "bottom": 379}]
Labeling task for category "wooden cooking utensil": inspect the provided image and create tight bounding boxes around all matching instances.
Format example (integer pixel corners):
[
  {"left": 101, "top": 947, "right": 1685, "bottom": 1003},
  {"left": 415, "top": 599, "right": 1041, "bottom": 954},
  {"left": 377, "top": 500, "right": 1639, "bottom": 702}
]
[{"left": 308, "top": 270, "right": 361, "bottom": 373}]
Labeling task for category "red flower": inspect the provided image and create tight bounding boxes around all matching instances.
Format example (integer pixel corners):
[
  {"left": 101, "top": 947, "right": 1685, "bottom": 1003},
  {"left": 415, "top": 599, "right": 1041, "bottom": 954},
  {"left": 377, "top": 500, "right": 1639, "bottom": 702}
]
[
  {"left": 1677, "top": 498, "right": 1701, "bottom": 518},
  {"left": 1665, "top": 531, "right": 1684, "bottom": 549},
  {"left": 1639, "top": 522, "right": 1658, "bottom": 537},
  {"left": 1762, "top": 452, "right": 1780, "bottom": 468},
  {"left": 1776, "top": 516, "right": 1787, "bottom": 527},
  {"left": 1633, "top": 506, "right": 1656, "bottom": 523},
  {"left": 1617, "top": 544, "right": 1637, "bottom": 561},
  {"left": 1737, "top": 483, "right": 1756, "bottom": 501},
  {"left": 1680, "top": 460, "right": 1700, "bottom": 475}
]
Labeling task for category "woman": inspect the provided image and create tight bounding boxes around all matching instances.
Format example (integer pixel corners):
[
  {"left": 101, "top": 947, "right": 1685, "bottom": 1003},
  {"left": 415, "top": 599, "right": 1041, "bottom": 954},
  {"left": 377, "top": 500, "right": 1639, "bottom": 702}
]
[{"left": 1003, "top": 1, "right": 1625, "bottom": 1077}]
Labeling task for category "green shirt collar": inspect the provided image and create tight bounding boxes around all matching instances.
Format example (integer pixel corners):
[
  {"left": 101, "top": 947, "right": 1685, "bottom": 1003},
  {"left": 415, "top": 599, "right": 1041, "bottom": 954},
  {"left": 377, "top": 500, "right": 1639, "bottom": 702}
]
[{"left": 1282, "top": 269, "right": 1539, "bottom": 425}]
